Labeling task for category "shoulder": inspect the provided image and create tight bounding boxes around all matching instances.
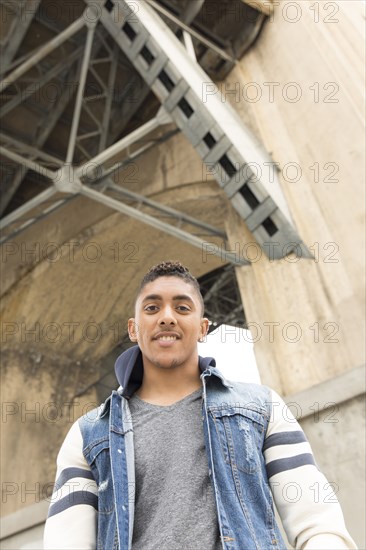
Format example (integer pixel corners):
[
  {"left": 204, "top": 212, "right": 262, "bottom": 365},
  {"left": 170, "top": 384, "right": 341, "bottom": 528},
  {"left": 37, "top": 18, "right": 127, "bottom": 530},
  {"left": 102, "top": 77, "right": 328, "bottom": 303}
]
[
  {"left": 225, "top": 379, "right": 272, "bottom": 407},
  {"left": 206, "top": 376, "right": 273, "bottom": 419},
  {"left": 230, "top": 380, "right": 272, "bottom": 397},
  {"left": 77, "top": 401, "right": 110, "bottom": 443},
  {"left": 77, "top": 390, "right": 128, "bottom": 448}
]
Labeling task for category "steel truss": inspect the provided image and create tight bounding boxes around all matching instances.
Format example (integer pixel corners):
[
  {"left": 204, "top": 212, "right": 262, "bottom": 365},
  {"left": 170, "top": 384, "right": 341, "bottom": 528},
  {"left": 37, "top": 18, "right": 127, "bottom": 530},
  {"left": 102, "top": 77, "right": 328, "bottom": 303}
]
[
  {"left": 0, "top": 122, "right": 249, "bottom": 265},
  {"left": 200, "top": 264, "right": 246, "bottom": 331},
  {"left": 0, "top": 0, "right": 307, "bottom": 269},
  {"left": 0, "top": 6, "right": 150, "bottom": 213},
  {"left": 0, "top": 0, "right": 42, "bottom": 74},
  {"left": 96, "top": 0, "right": 310, "bottom": 260}
]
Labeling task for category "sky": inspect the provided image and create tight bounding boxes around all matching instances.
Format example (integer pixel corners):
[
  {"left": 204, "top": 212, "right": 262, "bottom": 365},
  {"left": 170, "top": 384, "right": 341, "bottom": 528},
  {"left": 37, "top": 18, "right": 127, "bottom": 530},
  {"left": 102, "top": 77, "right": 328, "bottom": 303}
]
[{"left": 198, "top": 325, "right": 261, "bottom": 384}]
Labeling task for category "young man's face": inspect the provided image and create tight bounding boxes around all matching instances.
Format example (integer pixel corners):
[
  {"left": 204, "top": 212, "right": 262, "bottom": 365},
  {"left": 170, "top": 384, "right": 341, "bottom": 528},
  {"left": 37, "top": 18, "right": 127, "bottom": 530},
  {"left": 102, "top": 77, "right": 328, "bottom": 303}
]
[{"left": 128, "top": 276, "right": 209, "bottom": 371}]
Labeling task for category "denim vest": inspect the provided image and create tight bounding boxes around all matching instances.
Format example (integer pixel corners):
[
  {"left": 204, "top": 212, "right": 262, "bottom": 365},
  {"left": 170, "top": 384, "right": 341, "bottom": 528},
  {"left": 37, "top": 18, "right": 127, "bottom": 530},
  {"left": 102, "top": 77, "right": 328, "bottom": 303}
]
[{"left": 79, "top": 367, "right": 286, "bottom": 550}]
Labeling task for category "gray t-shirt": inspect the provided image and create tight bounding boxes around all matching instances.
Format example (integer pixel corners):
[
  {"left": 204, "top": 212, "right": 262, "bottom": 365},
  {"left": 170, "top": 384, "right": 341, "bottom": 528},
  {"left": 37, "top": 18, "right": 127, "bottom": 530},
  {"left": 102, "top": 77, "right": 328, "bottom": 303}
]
[{"left": 129, "top": 388, "right": 222, "bottom": 550}]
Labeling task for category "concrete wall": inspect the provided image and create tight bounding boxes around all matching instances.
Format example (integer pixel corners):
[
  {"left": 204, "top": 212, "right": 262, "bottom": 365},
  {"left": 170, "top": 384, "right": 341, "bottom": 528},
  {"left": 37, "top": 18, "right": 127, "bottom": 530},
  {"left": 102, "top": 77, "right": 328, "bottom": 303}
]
[
  {"left": 0, "top": 501, "right": 47, "bottom": 550},
  {"left": 0, "top": 349, "right": 99, "bottom": 517},
  {"left": 284, "top": 365, "right": 366, "bottom": 548}
]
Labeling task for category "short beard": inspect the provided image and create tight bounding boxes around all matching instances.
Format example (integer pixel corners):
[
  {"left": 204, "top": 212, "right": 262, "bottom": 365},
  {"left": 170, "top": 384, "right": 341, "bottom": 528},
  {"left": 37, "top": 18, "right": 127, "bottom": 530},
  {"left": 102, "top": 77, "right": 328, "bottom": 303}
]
[{"left": 154, "top": 358, "right": 180, "bottom": 369}]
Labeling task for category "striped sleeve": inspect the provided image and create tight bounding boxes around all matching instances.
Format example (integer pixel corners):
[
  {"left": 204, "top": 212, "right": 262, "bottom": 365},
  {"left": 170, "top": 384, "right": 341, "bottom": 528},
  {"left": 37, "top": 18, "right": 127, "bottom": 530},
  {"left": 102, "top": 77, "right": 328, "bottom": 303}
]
[
  {"left": 43, "top": 420, "right": 97, "bottom": 549},
  {"left": 266, "top": 390, "right": 357, "bottom": 550}
]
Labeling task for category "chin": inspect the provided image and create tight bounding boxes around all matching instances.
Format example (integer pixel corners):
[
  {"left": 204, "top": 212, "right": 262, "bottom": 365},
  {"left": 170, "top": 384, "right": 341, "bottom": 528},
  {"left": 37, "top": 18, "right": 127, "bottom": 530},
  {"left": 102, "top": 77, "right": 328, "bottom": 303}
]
[
  {"left": 156, "top": 359, "right": 180, "bottom": 369},
  {"left": 151, "top": 354, "right": 181, "bottom": 369}
]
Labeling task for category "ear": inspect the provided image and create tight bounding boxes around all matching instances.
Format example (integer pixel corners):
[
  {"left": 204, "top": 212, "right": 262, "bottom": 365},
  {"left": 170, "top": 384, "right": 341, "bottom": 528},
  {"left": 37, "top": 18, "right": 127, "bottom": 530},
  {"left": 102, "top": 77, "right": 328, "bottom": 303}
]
[
  {"left": 198, "top": 318, "right": 209, "bottom": 342},
  {"left": 128, "top": 318, "right": 138, "bottom": 342}
]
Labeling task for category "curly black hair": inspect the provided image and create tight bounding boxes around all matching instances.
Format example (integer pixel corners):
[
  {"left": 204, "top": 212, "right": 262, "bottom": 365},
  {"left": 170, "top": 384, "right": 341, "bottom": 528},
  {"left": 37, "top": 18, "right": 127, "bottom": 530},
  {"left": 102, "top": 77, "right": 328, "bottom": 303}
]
[{"left": 137, "top": 260, "right": 204, "bottom": 315}]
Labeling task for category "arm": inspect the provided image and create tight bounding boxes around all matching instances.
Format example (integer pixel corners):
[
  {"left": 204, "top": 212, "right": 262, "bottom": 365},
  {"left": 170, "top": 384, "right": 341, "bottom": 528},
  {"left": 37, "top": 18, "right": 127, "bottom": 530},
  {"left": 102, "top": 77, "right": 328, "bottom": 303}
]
[
  {"left": 43, "top": 420, "right": 97, "bottom": 549},
  {"left": 265, "top": 390, "right": 357, "bottom": 550}
]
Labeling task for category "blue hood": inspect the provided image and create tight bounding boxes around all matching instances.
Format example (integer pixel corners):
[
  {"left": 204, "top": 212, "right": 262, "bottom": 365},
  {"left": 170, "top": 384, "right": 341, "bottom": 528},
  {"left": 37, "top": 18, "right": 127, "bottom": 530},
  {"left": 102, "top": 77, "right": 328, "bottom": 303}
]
[{"left": 114, "top": 345, "right": 216, "bottom": 399}]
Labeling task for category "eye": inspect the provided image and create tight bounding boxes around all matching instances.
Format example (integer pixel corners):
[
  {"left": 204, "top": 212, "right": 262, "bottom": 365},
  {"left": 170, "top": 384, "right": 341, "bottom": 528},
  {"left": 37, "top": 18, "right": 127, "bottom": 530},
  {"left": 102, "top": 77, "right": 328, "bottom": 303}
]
[
  {"left": 144, "top": 305, "right": 159, "bottom": 312},
  {"left": 176, "top": 305, "right": 190, "bottom": 312}
]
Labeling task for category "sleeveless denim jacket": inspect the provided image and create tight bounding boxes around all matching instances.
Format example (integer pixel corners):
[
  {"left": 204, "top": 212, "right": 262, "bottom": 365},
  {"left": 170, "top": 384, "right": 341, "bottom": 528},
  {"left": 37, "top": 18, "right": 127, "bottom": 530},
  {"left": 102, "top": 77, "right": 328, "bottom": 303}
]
[{"left": 79, "top": 366, "right": 286, "bottom": 550}]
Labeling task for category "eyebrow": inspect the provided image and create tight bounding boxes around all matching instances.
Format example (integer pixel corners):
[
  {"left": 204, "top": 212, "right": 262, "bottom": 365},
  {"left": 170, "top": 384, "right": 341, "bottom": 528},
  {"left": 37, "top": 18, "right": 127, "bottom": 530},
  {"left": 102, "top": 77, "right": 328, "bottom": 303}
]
[{"left": 141, "top": 294, "right": 195, "bottom": 304}]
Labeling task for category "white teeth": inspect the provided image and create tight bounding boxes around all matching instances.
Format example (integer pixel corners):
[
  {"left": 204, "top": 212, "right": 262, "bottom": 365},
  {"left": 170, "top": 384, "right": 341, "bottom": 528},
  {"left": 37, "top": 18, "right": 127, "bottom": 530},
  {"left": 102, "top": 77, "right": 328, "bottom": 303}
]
[{"left": 158, "top": 336, "right": 177, "bottom": 341}]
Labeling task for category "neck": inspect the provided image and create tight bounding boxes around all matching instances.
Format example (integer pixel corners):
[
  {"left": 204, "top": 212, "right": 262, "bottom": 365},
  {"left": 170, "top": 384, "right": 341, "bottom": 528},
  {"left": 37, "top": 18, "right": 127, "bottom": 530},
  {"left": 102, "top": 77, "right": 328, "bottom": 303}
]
[{"left": 136, "top": 359, "right": 202, "bottom": 405}]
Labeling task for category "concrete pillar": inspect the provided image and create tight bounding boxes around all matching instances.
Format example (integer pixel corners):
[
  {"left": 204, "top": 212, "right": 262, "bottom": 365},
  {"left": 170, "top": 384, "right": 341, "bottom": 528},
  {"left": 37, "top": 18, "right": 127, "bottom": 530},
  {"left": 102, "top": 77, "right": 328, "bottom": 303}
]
[{"left": 223, "top": 0, "right": 364, "bottom": 394}]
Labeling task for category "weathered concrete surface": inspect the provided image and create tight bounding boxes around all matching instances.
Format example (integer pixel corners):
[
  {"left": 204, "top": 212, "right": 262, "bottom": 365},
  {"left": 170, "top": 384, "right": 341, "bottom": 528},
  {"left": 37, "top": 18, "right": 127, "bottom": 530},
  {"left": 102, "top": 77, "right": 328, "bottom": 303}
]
[
  {"left": 299, "top": 394, "right": 366, "bottom": 549},
  {"left": 0, "top": 346, "right": 99, "bottom": 516},
  {"left": 227, "top": 209, "right": 364, "bottom": 395}
]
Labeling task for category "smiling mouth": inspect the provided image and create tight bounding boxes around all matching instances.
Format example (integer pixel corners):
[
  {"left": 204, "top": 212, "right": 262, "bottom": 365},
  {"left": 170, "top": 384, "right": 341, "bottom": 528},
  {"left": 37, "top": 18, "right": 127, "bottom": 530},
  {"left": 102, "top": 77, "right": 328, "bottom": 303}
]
[
  {"left": 153, "top": 331, "right": 180, "bottom": 342},
  {"left": 156, "top": 335, "right": 178, "bottom": 341}
]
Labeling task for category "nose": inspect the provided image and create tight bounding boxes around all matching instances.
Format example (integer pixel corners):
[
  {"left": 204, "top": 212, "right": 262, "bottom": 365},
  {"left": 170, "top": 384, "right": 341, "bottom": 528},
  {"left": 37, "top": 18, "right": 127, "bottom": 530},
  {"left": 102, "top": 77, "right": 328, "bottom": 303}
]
[{"left": 158, "top": 305, "right": 177, "bottom": 326}]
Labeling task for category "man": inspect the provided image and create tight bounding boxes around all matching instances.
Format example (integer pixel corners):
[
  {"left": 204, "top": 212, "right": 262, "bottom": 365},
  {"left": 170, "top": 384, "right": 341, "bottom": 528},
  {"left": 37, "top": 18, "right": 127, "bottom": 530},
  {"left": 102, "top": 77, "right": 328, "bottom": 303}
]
[{"left": 44, "top": 260, "right": 356, "bottom": 549}]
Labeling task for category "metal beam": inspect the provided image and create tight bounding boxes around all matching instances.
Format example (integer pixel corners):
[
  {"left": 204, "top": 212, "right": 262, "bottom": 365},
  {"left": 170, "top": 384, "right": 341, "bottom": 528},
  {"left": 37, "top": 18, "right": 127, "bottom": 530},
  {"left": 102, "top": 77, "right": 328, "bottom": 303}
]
[
  {"left": 183, "top": 32, "right": 196, "bottom": 61},
  {"left": 181, "top": 0, "right": 206, "bottom": 24},
  {"left": 90, "top": 128, "right": 179, "bottom": 184},
  {"left": 1, "top": 0, "right": 42, "bottom": 74},
  {"left": 107, "top": 183, "right": 226, "bottom": 238},
  {"left": 99, "top": 43, "right": 119, "bottom": 152},
  {"left": 0, "top": 0, "right": 267, "bottom": 268},
  {"left": 145, "top": 0, "right": 235, "bottom": 63},
  {"left": 0, "top": 15, "right": 86, "bottom": 92},
  {"left": 79, "top": 185, "right": 248, "bottom": 266},
  {"left": 1, "top": 139, "right": 229, "bottom": 259},
  {"left": 203, "top": 269, "right": 232, "bottom": 303},
  {"left": 0, "top": 46, "right": 84, "bottom": 118},
  {"left": 0, "top": 169, "right": 243, "bottom": 266},
  {"left": 66, "top": 22, "right": 98, "bottom": 164},
  {"left": 79, "top": 103, "right": 101, "bottom": 131},
  {"left": 0, "top": 134, "right": 63, "bottom": 167},
  {"left": 0, "top": 195, "right": 77, "bottom": 244},
  {"left": 0, "top": 147, "right": 57, "bottom": 181},
  {"left": 76, "top": 109, "right": 171, "bottom": 177},
  {"left": 0, "top": 76, "right": 75, "bottom": 215},
  {"left": 100, "top": 0, "right": 310, "bottom": 259},
  {"left": 0, "top": 187, "right": 58, "bottom": 231}
]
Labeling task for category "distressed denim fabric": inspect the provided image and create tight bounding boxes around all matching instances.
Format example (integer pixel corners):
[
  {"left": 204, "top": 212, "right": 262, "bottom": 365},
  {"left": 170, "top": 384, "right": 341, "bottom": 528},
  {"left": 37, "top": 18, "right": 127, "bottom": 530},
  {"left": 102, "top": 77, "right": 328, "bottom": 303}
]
[
  {"left": 201, "top": 370, "right": 286, "bottom": 550},
  {"left": 79, "top": 362, "right": 286, "bottom": 550}
]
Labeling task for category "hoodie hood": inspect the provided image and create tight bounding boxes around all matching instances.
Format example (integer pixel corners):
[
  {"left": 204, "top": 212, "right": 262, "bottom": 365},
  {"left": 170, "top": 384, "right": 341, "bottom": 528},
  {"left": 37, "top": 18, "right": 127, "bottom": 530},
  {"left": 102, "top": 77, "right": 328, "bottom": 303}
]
[{"left": 114, "top": 345, "right": 217, "bottom": 399}]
